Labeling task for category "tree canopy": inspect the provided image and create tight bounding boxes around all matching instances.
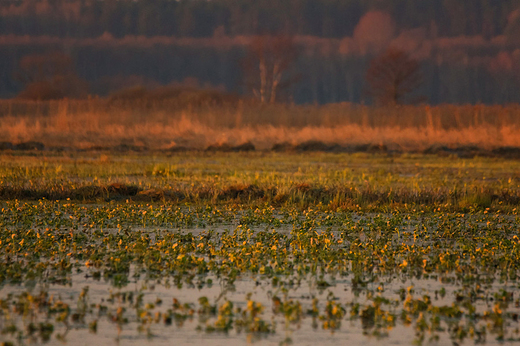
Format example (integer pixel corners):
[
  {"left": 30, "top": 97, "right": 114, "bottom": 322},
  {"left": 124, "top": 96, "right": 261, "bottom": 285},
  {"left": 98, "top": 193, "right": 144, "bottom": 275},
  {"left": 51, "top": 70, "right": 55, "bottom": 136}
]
[{"left": 0, "top": 0, "right": 517, "bottom": 38}]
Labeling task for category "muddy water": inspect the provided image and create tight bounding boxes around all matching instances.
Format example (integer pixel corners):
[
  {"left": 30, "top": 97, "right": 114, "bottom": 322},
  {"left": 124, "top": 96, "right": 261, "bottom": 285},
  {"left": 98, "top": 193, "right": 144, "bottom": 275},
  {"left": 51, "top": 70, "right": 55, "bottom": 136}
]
[
  {"left": 2, "top": 212, "right": 520, "bottom": 345},
  {"left": 2, "top": 266, "right": 518, "bottom": 346}
]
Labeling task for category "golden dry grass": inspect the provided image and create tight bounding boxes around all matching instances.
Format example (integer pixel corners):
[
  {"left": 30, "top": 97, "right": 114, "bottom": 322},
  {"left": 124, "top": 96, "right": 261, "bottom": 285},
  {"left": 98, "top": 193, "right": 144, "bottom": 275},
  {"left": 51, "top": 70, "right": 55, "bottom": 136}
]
[{"left": 0, "top": 99, "right": 519, "bottom": 150}]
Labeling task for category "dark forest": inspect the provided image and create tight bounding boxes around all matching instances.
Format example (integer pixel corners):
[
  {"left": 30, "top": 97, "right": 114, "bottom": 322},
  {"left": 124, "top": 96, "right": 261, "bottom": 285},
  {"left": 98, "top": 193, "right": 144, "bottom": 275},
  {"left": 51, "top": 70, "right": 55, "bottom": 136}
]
[{"left": 2, "top": 0, "right": 520, "bottom": 104}]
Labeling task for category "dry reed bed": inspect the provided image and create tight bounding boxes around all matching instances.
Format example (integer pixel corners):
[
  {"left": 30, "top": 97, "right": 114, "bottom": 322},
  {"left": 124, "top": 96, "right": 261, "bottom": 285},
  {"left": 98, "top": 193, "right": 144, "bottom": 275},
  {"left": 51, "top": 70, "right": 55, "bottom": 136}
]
[{"left": 0, "top": 99, "right": 519, "bottom": 151}]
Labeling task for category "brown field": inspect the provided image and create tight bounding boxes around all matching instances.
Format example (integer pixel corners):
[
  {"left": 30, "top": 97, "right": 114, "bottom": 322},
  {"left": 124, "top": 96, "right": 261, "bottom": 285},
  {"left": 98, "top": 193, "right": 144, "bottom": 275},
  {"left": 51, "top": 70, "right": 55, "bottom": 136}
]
[{"left": 0, "top": 98, "right": 519, "bottom": 152}]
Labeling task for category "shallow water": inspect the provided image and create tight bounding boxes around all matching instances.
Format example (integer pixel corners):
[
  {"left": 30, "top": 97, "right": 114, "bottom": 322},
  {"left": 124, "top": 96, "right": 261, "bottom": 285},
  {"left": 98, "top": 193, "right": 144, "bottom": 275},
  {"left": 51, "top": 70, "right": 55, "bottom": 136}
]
[
  {"left": 3, "top": 269, "right": 519, "bottom": 346},
  {"left": 1, "top": 205, "right": 520, "bottom": 345}
]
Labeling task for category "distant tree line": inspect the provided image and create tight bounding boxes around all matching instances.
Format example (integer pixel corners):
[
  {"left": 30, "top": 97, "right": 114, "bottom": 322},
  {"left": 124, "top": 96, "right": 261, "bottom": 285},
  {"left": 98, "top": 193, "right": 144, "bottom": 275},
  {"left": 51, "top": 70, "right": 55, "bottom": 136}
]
[
  {"left": 1, "top": 41, "right": 518, "bottom": 105},
  {"left": 2, "top": 0, "right": 520, "bottom": 104},
  {"left": 1, "top": 0, "right": 520, "bottom": 39}
]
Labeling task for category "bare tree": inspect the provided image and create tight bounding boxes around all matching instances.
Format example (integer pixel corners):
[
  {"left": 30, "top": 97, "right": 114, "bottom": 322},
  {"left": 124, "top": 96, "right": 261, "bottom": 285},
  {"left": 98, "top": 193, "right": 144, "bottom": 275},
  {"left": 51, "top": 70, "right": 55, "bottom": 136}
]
[
  {"left": 365, "top": 48, "right": 423, "bottom": 106},
  {"left": 16, "top": 51, "right": 88, "bottom": 100},
  {"left": 241, "top": 35, "right": 299, "bottom": 104}
]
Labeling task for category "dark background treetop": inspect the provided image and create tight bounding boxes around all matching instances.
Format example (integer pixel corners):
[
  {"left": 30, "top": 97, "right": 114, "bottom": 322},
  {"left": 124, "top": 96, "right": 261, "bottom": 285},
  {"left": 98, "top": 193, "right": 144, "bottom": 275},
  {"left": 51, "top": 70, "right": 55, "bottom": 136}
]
[{"left": 0, "top": 0, "right": 515, "bottom": 38}]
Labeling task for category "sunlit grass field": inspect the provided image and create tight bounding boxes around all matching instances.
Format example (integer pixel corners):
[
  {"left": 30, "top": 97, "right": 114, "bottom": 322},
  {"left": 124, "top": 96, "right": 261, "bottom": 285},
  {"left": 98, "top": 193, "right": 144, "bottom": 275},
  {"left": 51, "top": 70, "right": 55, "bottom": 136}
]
[
  {"left": 1, "top": 151, "right": 520, "bottom": 345},
  {"left": 1, "top": 151, "right": 519, "bottom": 211}
]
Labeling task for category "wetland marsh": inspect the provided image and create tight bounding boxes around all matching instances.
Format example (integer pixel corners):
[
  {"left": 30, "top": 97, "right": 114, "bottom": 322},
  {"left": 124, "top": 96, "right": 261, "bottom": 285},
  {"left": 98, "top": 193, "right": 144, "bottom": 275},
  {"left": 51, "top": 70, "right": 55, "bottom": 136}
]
[{"left": 0, "top": 151, "right": 520, "bottom": 345}]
